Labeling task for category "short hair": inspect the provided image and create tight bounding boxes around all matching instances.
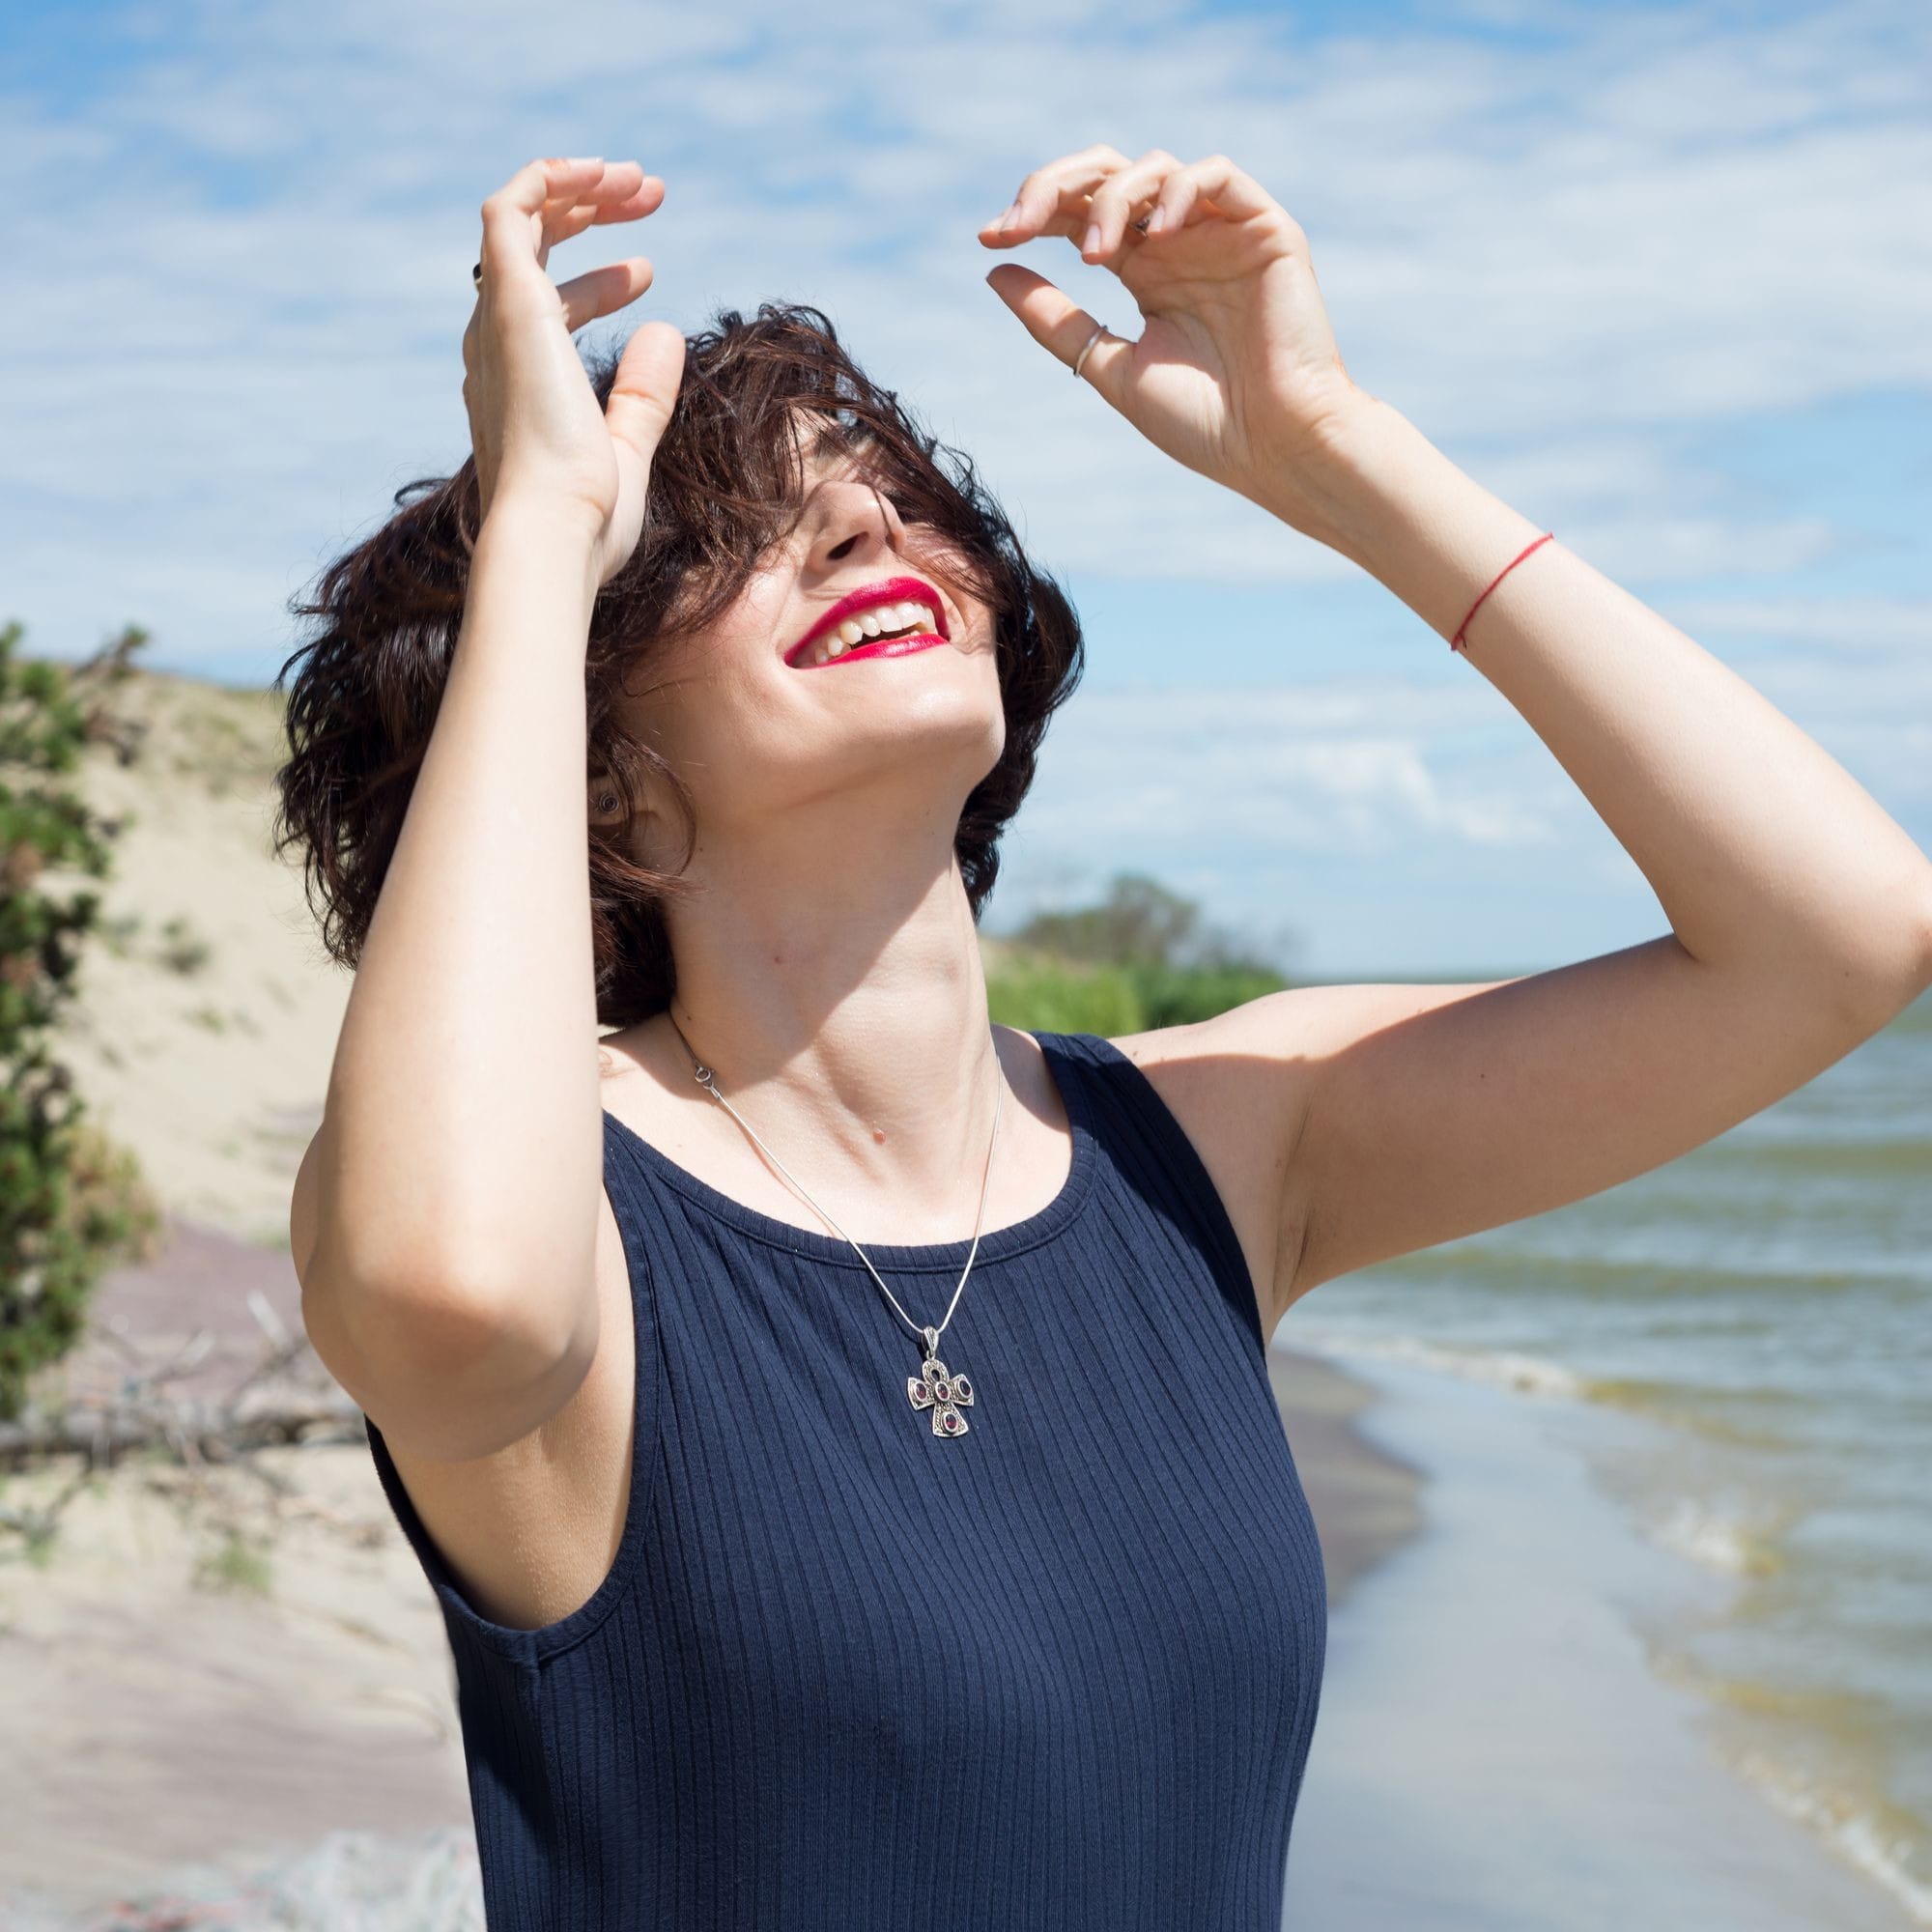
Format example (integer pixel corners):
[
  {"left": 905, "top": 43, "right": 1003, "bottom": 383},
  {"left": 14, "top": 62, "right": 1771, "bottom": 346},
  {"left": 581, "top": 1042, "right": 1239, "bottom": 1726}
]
[{"left": 271, "top": 300, "right": 1086, "bottom": 1028}]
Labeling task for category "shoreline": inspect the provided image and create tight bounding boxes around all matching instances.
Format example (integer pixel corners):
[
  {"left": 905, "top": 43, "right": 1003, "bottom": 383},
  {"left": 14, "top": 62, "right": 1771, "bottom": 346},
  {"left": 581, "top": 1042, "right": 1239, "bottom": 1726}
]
[
  {"left": 1264, "top": 1338, "right": 1429, "bottom": 1614},
  {"left": 1280, "top": 1341, "right": 1919, "bottom": 1931},
  {"left": 15, "top": 1235, "right": 1897, "bottom": 1927}
]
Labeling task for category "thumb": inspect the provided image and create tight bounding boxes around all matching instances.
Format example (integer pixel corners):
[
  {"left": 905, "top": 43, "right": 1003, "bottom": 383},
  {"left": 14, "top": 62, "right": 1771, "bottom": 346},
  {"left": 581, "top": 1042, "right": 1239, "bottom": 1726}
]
[
  {"left": 984, "top": 262, "right": 1133, "bottom": 408},
  {"left": 606, "top": 318, "right": 687, "bottom": 470}
]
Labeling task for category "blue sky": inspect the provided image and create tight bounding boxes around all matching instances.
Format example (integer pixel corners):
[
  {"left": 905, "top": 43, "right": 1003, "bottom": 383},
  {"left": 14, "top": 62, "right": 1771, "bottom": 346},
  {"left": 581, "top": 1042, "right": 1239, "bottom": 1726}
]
[{"left": 3, "top": 0, "right": 1927, "bottom": 977}]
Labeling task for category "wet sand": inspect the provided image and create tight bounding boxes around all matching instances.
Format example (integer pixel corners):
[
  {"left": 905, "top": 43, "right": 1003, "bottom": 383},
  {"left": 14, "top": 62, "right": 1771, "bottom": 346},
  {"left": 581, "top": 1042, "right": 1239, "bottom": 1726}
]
[
  {"left": 1280, "top": 1344, "right": 1918, "bottom": 1931},
  {"left": 27, "top": 1224, "right": 1892, "bottom": 1928}
]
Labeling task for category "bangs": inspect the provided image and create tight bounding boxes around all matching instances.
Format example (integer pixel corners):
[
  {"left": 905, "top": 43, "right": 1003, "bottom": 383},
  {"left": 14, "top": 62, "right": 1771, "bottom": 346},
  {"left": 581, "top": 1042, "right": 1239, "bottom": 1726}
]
[{"left": 271, "top": 298, "right": 1087, "bottom": 1032}]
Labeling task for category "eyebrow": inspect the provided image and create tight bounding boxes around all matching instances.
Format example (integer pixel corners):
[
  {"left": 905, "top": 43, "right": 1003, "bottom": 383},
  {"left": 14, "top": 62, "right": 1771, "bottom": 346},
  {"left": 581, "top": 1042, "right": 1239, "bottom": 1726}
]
[{"left": 807, "top": 418, "right": 876, "bottom": 465}]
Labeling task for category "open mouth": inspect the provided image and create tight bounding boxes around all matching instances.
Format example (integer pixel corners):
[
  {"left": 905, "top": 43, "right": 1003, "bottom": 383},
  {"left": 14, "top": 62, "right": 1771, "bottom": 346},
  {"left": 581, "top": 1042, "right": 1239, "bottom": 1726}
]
[
  {"left": 793, "top": 623, "right": 948, "bottom": 670},
  {"left": 784, "top": 581, "right": 951, "bottom": 669}
]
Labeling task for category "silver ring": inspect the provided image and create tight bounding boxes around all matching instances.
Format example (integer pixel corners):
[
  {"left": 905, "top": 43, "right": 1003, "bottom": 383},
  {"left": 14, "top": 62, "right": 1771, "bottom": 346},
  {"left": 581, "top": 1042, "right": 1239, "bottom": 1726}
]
[
  {"left": 1072, "top": 322, "right": 1109, "bottom": 380},
  {"left": 1132, "top": 214, "right": 1151, "bottom": 234}
]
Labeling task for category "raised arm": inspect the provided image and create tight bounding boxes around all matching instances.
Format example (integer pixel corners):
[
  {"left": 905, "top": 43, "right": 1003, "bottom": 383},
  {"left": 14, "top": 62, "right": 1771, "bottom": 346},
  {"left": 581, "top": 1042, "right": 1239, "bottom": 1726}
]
[
  {"left": 980, "top": 145, "right": 1932, "bottom": 1333},
  {"left": 1230, "top": 394, "right": 1932, "bottom": 1320},
  {"left": 291, "top": 156, "right": 684, "bottom": 1458},
  {"left": 292, "top": 501, "right": 609, "bottom": 1459}
]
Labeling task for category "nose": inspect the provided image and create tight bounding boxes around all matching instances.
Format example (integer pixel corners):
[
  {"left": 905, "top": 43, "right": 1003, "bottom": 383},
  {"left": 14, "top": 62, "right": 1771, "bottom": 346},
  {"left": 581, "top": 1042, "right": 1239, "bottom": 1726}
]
[{"left": 813, "top": 477, "right": 905, "bottom": 568}]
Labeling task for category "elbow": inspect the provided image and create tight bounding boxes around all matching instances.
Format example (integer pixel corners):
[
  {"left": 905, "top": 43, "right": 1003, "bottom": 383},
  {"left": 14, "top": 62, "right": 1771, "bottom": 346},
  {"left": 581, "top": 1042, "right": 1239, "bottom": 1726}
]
[
  {"left": 1844, "top": 874, "right": 1932, "bottom": 1029},
  {"left": 1913, "top": 879, "right": 1932, "bottom": 1001},
  {"left": 303, "top": 1236, "right": 588, "bottom": 1406},
  {"left": 1889, "top": 867, "right": 1932, "bottom": 999}
]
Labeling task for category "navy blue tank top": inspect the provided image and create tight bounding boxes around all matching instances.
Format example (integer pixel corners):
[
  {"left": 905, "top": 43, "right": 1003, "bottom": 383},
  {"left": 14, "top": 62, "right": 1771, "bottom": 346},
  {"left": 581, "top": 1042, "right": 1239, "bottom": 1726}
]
[{"left": 363, "top": 1029, "right": 1327, "bottom": 1928}]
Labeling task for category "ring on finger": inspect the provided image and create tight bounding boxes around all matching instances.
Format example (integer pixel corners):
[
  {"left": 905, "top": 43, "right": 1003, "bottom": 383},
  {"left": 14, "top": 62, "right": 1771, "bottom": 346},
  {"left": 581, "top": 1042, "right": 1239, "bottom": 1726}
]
[{"left": 1072, "top": 322, "right": 1111, "bottom": 380}]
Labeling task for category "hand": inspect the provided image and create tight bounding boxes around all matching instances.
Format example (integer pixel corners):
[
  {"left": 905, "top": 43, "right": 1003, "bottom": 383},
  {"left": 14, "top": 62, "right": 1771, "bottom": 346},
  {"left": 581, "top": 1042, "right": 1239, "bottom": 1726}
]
[
  {"left": 462, "top": 156, "right": 687, "bottom": 584},
  {"left": 980, "top": 145, "right": 1372, "bottom": 541}
]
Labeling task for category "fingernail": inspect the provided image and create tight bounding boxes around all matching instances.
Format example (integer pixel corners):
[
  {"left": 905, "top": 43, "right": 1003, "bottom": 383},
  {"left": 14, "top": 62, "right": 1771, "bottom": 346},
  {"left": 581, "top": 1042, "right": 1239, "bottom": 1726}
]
[
  {"left": 996, "top": 201, "right": 1020, "bottom": 232},
  {"left": 1082, "top": 223, "right": 1101, "bottom": 255}
]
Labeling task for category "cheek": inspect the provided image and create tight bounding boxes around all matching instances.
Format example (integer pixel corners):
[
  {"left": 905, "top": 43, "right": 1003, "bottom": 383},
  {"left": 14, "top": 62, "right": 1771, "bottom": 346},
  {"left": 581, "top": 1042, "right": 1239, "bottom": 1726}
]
[{"left": 646, "top": 623, "right": 788, "bottom": 745}]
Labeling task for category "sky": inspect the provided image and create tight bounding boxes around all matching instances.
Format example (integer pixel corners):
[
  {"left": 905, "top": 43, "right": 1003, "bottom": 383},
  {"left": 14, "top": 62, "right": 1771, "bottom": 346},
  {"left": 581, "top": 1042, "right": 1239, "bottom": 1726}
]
[{"left": 2, "top": 0, "right": 1927, "bottom": 978}]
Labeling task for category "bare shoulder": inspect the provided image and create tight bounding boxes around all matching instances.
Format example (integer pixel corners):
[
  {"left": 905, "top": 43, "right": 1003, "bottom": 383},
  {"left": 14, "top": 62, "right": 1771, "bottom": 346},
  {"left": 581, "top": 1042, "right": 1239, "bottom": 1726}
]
[
  {"left": 1099, "top": 999, "right": 1321, "bottom": 1344},
  {"left": 374, "top": 1179, "right": 641, "bottom": 1634}
]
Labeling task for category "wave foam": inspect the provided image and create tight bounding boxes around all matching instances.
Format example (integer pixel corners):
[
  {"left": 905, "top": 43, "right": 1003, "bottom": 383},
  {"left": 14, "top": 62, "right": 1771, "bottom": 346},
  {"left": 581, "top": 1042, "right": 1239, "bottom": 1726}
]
[
  {"left": 1285, "top": 1327, "right": 1594, "bottom": 1401},
  {"left": 1645, "top": 1496, "right": 1787, "bottom": 1577},
  {"left": 1727, "top": 1747, "right": 1932, "bottom": 1927}
]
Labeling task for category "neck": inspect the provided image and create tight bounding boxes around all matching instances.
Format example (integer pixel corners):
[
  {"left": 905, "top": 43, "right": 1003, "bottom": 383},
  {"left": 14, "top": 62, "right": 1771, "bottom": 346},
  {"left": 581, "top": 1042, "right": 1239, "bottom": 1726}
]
[{"left": 648, "top": 816, "right": 1008, "bottom": 1208}]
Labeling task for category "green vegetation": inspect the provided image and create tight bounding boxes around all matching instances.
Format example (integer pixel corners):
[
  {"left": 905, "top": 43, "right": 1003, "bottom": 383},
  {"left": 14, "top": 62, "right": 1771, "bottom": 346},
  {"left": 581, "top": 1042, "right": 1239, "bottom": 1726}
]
[
  {"left": 156, "top": 914, "right": 212, "bottom": 977},
  {"left": 192, "top": 1527, "right": 274, "bottom": 1597},
  {"left": 0, "top": 620, "right": 163, "bottom": 1424},
  {"left": 985, "top": 871, "right": 1294, "bottom": 1033}
]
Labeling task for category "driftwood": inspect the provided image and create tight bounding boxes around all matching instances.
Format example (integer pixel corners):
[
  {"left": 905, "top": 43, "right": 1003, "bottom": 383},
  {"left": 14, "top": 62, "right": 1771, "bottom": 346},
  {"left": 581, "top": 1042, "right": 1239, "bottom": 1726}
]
[
  {"left": 0, "top": 1286, "right": 365, "bottom": 1541},
  {"left": 0, "top": 1384, "right": 365, "bottom": 1465}
]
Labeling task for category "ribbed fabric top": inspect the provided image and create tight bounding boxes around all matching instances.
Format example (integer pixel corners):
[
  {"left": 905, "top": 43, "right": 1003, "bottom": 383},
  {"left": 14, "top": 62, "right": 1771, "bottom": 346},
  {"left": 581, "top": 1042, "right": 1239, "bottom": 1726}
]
[{"left": 363, "top": 1029, "right": 1328, "bottom": 1929}]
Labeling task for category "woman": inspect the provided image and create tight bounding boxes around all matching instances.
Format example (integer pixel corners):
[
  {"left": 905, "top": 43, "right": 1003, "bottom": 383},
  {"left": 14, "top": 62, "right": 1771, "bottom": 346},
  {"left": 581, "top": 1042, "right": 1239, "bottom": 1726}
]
[{"left": 278, "top": 150, "right": 1932, "bottom": 1926}]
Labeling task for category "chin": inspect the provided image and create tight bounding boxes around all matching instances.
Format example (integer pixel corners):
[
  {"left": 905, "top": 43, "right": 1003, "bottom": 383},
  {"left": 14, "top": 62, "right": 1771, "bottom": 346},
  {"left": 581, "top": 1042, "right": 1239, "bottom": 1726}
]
[{"left": 779, "top": 704, "right": 1005, "bottom": 820}]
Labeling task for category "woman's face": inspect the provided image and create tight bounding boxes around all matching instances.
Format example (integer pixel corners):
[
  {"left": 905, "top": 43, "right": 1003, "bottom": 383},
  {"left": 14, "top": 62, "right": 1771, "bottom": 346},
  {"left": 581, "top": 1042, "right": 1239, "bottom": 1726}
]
[{"left": 616, "top": 416, "right": 1006, "bottom": 870}]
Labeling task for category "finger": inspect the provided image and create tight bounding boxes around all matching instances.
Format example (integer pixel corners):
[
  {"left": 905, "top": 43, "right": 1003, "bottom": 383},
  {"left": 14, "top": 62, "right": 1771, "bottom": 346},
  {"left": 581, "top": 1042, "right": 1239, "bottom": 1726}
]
[
  {"left": 978, "top": 143, "right": 1132, "bottom": 245},
  {"left": 1147, "top": 154, "right": 1291, "bottom": 242},
  {"left": 480, "top": 156, "right": 606, "bottom": 285},
  {"left": 554, "top": 257, "right": 655, "bottom": 334},
  {"left": 1082, "top": 147, "right": 1183, "bottom": 261},
  {"left": 529, "top": 163, "right": 654, "bottom": 274},
  {"left": 604, "top": 319, "right": 688, "bottom": 474},
  {"left": 983, "top": 263, "right": 1134, "bottom": 409},
  {"left": 478, "top": 157, "right": 647, "bottom": 289},
  {"left": 536, "top": 167, "right": 662, "bottom": 260},
  {"left": 580, "top": 173, "right": 666, "bottom": 226}
]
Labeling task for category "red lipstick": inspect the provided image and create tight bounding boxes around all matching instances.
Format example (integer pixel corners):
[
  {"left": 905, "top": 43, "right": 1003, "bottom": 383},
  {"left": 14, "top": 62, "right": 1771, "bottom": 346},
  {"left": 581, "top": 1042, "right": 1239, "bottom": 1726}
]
[
  {"left": 795, "top": 633, "right": 950, "bottom": 671},
  {"left": 783, "top": 576, "right": 949, "bottom": 668}
]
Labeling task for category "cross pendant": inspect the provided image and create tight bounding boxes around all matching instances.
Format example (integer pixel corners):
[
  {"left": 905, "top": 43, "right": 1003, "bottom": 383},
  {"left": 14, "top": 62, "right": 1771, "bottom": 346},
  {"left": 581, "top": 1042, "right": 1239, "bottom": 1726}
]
[{"left": 906, "top": 1324, "right": 975, "bottom": 1438}]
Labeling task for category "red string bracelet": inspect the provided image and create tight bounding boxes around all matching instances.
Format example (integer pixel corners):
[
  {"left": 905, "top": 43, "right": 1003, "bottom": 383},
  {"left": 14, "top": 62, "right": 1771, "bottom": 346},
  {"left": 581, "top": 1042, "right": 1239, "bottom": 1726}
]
[{"left": 1450, "top": 531, "right": 1555, "bottom": 652}]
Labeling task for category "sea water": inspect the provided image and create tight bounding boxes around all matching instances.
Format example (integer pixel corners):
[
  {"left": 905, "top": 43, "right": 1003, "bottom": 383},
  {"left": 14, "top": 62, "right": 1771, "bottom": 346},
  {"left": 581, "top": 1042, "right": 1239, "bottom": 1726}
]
[{"left": 1279, "top": 984, "right": 1932, "bottom": 1925}]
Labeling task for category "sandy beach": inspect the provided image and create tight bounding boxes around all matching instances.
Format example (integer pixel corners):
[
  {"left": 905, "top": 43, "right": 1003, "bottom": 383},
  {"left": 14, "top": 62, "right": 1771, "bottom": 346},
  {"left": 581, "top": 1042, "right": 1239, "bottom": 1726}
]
[
  {"left": 0, "top": 666, "right": 1435, "bottom": 1916},
  {"left": 7, "top": 665, "right": 1919, "bottom": 1927},
  {"left": 0, "top": 1210, "right": 1425, "bottom": 1919},
  {"left": 8, "top": 1273, "right": 1916, "bottom": 1926}
]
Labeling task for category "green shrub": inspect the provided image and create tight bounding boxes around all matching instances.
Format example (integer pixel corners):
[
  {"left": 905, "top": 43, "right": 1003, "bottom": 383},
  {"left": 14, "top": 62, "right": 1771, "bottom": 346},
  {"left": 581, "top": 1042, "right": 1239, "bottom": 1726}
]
[
  {"left": 986, "top": 959, "right": 1147, "bottom": 1034},
  {"left": 986, "top": 870, "right": 1294, "bottom": 1034},
  {"left": 985, "top": 958, "right": 1290, "bottom": 1036},
  {"left": 1122, "top": 961, "right": 1289, "bottom": 1028},
  {"left": 0, "top": 620, "right": 160, "bottom": 1424}
]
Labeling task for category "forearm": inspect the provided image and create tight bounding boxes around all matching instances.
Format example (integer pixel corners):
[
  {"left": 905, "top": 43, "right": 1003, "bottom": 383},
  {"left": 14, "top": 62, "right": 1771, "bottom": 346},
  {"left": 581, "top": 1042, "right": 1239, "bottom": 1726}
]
[
  {"left": 315, "top": 504, "right": 606, "bottom": 1316},
  {"left": 1284, "top": 398, "right": 1932, "bottom": 1008}
]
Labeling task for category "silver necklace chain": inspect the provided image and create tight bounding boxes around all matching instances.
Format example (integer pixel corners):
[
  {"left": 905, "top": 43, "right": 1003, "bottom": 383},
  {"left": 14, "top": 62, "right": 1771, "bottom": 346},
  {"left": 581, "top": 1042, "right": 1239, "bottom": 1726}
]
[{"left": 662, "top": 1008, "right": 1005, "bottom": 1440}]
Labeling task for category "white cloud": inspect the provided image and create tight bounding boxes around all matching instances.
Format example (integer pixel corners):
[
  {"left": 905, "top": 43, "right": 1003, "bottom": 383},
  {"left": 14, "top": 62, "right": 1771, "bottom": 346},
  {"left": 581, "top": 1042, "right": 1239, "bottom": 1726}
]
[
  {"left": 990, "top": 647, "right": 1930, "bottom": 960},
  {"left": 0, "top": 0, "right": 1926, "bottom": 690},
  {"left": 1022, "top": 681, "right": 1571, "bottom": 854}
]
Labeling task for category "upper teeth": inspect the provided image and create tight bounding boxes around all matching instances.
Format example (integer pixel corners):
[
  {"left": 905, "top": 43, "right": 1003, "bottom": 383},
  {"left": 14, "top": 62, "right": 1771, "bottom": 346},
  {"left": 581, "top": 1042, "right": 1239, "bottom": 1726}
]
[{"left": 799, "top": 600, "right": 940, "bottom": 667}]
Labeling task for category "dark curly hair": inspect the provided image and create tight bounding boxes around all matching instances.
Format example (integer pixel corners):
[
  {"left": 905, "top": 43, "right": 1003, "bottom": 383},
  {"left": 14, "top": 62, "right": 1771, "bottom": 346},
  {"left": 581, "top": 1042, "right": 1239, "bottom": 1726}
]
[{"left": 270, "top": 299, "right": 1086, "bottom": 1030}]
